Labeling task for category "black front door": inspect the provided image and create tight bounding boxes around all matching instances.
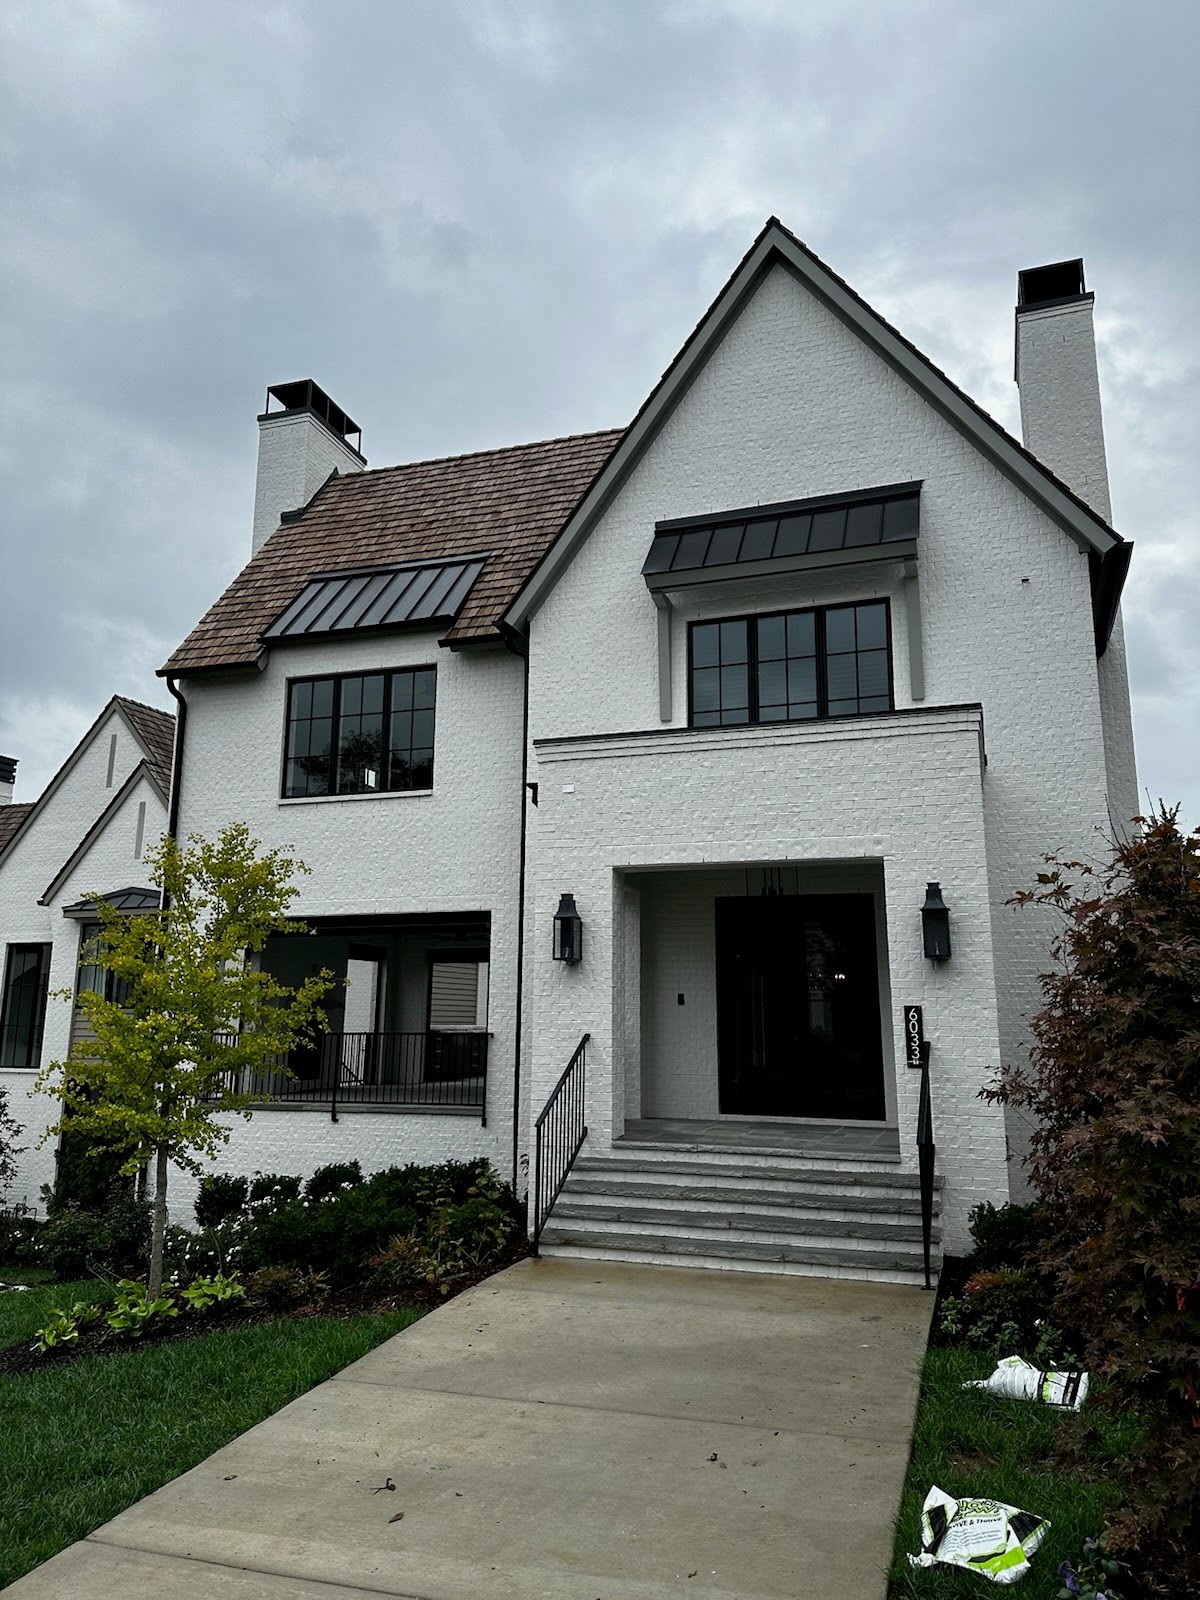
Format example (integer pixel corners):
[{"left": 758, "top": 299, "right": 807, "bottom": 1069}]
[{"left": 715, "top": 894, "right": 886, "bottom": 1120}]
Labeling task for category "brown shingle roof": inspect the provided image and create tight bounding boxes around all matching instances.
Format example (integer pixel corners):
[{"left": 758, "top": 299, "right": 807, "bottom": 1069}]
[
  {"left": 115, "top": 697, "right": 175, "bottom": 793},
  {"left": 0, "top": 803, "right": 34, "bottom": 857},
  {"left": 161, "top": 428, "right": 624, "bottom": 676}
]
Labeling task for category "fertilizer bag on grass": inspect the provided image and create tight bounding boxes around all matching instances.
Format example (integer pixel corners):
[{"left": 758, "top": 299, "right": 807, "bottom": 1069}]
[
  {"left": 963, "top": 1355, "right": 1088, "bottom": 1411},
  {"left": 908, "top": 1484, "right": 1050, "bottom": 1585}
]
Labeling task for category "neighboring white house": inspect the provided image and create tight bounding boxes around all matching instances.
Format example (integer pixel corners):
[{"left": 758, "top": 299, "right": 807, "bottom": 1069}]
[
  {"left": 0, "top": 697, "right": 174, "bottom": 1207},
  {"left": 6, "top": 222, "right": 1138, "bottom": 1281}
]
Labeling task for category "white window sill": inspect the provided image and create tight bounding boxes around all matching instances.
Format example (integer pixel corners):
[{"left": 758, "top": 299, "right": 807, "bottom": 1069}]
[{"left": 279, "top": 788, "right": 433, "bottom": 807}]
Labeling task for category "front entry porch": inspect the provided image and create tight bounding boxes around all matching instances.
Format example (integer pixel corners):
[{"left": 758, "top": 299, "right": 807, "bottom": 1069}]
[
  {"left": 627, "top": 861, "right": 898, "bottom": 1135},
  {"left": 617, "top": 1116, "right": 901, "bottom": 1164}
]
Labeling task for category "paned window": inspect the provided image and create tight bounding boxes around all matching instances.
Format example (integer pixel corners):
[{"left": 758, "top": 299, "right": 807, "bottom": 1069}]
[
  {"left": 0, "top": 944, "right": 50, "bottom": 1068},
  {"left": 283, "top": 668, "right": 436, "bottom": 798},
  {"left": 689, "top": 601, "right": 892, "bottom": 728},
  {"left": 77, "top": 924, "right": 132, "bottom": 1007}
]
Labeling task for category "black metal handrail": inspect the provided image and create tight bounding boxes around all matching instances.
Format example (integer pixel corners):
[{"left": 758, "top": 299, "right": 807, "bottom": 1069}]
[
  {"left": 532, "top": 1033, "right": 589, "bottom": 1254},
  {"left": 916, "top": 1043, "right": 935, "bottom": 1290},
  {"left": 206, "top": 1030, "right": 487, "bottom": 1122}
]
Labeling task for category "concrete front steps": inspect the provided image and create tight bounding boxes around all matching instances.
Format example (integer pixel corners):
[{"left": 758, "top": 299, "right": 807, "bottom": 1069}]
[{"left": 537, "top": 1146, "right": 942, "bottom": 1286}]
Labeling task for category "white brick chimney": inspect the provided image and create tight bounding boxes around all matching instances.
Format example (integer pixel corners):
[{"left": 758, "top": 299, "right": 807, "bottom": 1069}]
[
  {"left": 1014, "top": 259, "right": 1111, "bottom": 521},
  {"left": 1016, "top": 259, "right": 1139, "bottom": 831},
  {"left": 252, "top": 380, "right": 367, "bottom": 556},
  {"left": 0, "top": 755, "right": 16, "bottom": 805}
]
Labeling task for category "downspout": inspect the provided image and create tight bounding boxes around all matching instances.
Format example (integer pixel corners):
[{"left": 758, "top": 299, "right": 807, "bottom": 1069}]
[
  {"left": 165, "top": 677, "right": 187, "bottom": 843},
  {"left": 162, "top": 677, "right": 188, "bottom": 913},
  {"left": 499, "top": 624, "right": 531, "bottom": 1192}
]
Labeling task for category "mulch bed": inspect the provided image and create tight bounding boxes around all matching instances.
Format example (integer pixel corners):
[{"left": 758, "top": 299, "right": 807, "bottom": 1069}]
[{"left": 0, "top": 1238, "right": 530, "bottom": 1378}]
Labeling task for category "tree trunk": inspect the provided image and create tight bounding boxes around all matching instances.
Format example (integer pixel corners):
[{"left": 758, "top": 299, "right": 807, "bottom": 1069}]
[{"left": 148, "top": 1142, "right": 169, "bottom": 1297}]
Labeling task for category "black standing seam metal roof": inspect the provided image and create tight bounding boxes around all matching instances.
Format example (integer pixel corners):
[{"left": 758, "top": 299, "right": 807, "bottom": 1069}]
[
  {"left": 263, "top": 558, "right": 487, "bottom": 641},
  {"left": 62, "top": 886, "right": 161, "bottom": 917},
  {"left": 642, "top": 483, "right": 921, "bottom": 577}
]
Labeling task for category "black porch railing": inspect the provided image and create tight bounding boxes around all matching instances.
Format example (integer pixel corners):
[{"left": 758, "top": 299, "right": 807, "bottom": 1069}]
[
  {"left": 916, "top": 1043, "right": 936, "bottom": 1290},
  {"left": 209, "top": 1031, "right": 487, "bottom": 1122},
  {"left": 532, "top": 1033, "right": 589, "bottom": 1254}
]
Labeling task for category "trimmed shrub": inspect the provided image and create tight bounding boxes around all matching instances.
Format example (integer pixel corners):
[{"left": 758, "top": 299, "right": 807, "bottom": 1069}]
[
  {"left": 966, "top": 1200, "right": 1051, "bottom": 1272},
  {"left": 303, "top": 1161, "right": 363, "bottom": 1203},
  {"left": 192, "top": 1157, "right": 521, "bottom": 1287},
  {"left": 40, "top": 1198, "right": 151, "bottom": 1279},
  {"left": 247, "top": 1172, "right": 302, "bottom": 1206},
  {"left": 194, "top": 1174, "right": 249, "bottom": 1229}
]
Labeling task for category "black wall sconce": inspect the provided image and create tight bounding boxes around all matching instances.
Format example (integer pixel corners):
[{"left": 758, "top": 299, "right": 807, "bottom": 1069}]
[
  {"left": 921, "top": 882, "right": 951, "bottom": 962},
  {"left": 552, "top": 893, "right": 583, "bottom": 964}
]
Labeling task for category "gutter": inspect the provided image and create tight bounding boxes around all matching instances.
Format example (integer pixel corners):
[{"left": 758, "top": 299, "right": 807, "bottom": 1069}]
[{"left": 499, "top": 622, "right": 531, "bottom": 1192}]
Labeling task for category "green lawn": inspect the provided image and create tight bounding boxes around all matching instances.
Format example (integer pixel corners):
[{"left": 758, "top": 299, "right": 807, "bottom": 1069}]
[
  {"left": 1, "top": 1291, "right": 422, "bottom": 1589},
  {"left": 888, "top": 1346, "right": 1138, "bottom": 1597}
]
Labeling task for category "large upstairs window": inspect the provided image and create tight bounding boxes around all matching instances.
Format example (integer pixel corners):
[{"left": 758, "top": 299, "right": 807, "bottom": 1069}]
[
  {"left": 0, "top": 944, "right": 50, "bottom": 1068},
  {"left": 283, "top": 667, "right": 436, "bottom": 799},
  {"left": 689, "top": 600, "right": 892, "bottom": 728}
]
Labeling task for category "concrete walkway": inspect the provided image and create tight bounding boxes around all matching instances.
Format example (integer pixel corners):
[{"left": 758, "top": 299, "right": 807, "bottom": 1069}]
[{"left": 8, "top": 1260, "right": 932, "bottom": 1599}]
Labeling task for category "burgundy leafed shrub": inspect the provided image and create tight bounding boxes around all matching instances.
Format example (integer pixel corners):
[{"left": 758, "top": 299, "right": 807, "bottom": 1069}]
[{"left": 984, "top": 808, "right": 1200, "bottom": 1592}]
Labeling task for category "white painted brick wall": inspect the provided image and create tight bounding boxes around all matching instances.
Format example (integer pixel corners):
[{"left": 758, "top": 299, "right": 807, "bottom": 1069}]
[
  {"left": 526, "top": 711, "right": 1008, "bottom": 1253},
  {"left": 524, "top": 263, "right": 1117, "bottom": 1249},
  {"left": 173, "top": 631, "right": 524, "bottom": 1192},
  {"left": 1015, "top": 293, "right": 1138, "bottom": 841},
  {"left": 0, "top": 722, "right": 166, "bottom": 1210},
  {"left": 252, "top": 411, "right": 365, "bottom": 556}
]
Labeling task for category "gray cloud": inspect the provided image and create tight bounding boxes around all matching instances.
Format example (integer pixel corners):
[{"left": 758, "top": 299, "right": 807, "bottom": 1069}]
[{"left": 1, "top": 0, "right": 1197, "bottom": 825}]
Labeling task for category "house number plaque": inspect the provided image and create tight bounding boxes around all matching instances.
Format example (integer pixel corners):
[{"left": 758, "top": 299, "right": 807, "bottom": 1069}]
[{"left": 903, "top": 1004, "right": 927, "bottom": 1069}]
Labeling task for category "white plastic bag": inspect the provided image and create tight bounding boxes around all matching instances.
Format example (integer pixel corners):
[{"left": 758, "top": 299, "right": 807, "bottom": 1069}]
[
  {"left": 964, "top": 1355, "right": 1089, "bottom": 1412},
  {"left": 908, "top": 1484, "right": 1050, "bottom": 1585}
]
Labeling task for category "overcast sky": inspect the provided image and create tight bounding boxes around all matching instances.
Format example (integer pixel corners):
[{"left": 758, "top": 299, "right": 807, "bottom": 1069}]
[{"left": 2, "top": 0, "right": 1197, "bottom": 830}]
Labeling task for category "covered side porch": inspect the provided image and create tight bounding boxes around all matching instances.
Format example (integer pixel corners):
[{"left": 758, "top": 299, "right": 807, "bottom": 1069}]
[{"left": 253, "top": 911, "right": 491, "bottom": 1117}]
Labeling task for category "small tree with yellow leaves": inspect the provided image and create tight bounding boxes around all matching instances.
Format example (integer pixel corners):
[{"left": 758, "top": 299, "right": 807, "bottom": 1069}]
[{"left": 37, "top": 824, "right": 332, "bottom": 1295}]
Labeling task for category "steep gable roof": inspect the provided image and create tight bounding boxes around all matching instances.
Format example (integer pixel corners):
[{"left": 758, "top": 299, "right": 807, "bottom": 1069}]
[
  {"left": 0, "top": 804, "right": 34, "bottom": 858},
  {"left": 0, "top": 697, "right": 175, "bottom": 868},
  {"left": 113, "top": 698, "right": 175, "bottom": 792},
  {"left": 38, "top": 759, "right": 167, "bottom": 907},
  {"left": 160, "top": 429, "right": 623, "bottom": 675},
  {"left": 506, "top": 217, "right": 1130, "bottom": 651}
]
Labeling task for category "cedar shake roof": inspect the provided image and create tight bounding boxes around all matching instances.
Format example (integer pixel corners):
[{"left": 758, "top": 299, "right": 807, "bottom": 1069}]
[
  {"left": 161, "top": 428, "right": 624, "bottom": 676},
  {"left": 114, "top": 698, "right": 175, "bottom": 792},
  {"left": 0, "top": 804, "right": 34, "bottom": 857}
]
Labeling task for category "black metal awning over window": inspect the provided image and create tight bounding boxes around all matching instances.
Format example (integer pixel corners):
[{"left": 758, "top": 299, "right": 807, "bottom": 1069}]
[
  {"left": 62, "top": 886, "right": 160, "bottom": 919},
  {"left": 642, "top": 482, "right": 920, "bottom": 582},
  {"left": 263, "top": 558, "right": 486, "bottom": 642}
]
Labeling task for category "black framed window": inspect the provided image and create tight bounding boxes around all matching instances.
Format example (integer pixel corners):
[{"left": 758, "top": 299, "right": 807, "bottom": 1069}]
[
  {"left": 283, "top": 667, "right": 436, "bottom": 798},
  {"left": 77, "top": 924, "right": 132, "bottom": 1008},
  {"left": 689, "top": 601, "right": 892, "bottom": 728},
  {"left": 0, "top": 944, "right": 50, "bottom": 1068}
]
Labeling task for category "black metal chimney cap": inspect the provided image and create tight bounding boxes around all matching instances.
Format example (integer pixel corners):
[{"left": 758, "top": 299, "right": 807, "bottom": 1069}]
[
  {"left": 1017, "top": 259, "right": 1088, "bottom": 311},
  {"left": 262, "top": 380, "right": 362, "bottom": 454},
  {"left": 0, "top": 756, "right": 17, "bottom": 786}
]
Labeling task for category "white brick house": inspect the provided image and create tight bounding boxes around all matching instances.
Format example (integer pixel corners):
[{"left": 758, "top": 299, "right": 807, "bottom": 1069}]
[
  {"left": 0, "top": 698, "right": 173, "bottom": 1206},
  {"left": 5, "top": 223, "right": 1137, "bottom": 1279}
]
